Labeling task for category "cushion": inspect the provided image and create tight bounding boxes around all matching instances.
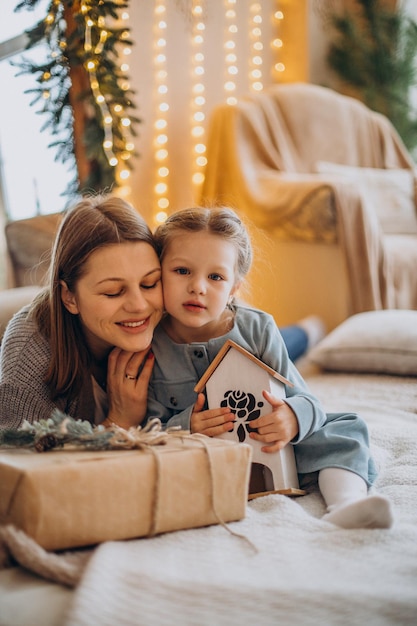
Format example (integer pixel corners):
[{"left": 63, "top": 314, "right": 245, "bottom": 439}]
[
  {"left": 5, "top": 213, "right": 62, "bottom": 287},
  {"left": 315, "top": 162, "right": 417, "bottom": 235},
  {"left": 308, "top": 310, "right": 417, "bottom": 376}
]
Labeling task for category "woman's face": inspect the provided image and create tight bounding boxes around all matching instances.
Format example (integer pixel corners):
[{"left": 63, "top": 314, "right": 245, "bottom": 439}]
[{"left": 61, "top": 242, "right": 163, "bottom": 359}]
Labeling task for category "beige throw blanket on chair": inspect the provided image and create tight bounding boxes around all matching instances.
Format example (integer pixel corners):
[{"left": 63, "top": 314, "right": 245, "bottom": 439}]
[{"left": 201, "top": 83, "right": 417, "bottom": 313}]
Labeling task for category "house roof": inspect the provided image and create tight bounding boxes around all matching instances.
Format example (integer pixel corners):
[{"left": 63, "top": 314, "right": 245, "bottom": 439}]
[{"left": 194, "top": 339, "right": 293, "bottom": 393}]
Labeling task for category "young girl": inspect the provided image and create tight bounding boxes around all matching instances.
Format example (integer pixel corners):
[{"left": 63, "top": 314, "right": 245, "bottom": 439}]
[{"left": 148, "top": 206, "right": 393, "bottom": 530}]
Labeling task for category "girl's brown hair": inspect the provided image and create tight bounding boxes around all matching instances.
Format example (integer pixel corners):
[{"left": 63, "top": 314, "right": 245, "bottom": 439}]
[
  {"left": 32, "top": 194, "right": 156, "bottom": 400},
  {"left": 154, "top": 206, "right": 253, "bottom": 283}
]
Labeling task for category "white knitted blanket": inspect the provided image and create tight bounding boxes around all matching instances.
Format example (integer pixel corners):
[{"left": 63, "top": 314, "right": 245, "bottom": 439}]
[{"left": 65, "top": 372, "right": 417, "bottom": 626}]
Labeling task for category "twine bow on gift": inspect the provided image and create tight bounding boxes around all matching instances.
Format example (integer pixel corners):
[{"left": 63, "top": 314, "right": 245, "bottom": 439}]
[{"left": 144, "top": 431, "right": 257, "bottom": 552}]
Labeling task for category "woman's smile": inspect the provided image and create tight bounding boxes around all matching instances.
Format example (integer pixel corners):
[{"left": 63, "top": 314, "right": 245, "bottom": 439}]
[{"left": 117, "top": 317, "right": 150, "bottom": 331}]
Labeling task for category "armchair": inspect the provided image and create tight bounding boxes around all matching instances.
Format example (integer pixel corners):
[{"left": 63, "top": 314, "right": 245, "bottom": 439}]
[
  {"left": 200, "top": 82, "right": 417, "bottom": 330},
  {"left": 0, "top": 213, "right": 62, "bottom": 340}
]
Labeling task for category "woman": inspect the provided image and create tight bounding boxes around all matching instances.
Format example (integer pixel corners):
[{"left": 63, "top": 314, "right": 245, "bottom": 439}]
[{"left": 0, "top": 195, "right": 163, "bottom": 430}]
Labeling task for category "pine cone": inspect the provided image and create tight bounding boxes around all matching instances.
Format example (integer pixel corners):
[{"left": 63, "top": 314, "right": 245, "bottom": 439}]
[{"left": 35, "top": 434, "right": 59, "bottom": 452}]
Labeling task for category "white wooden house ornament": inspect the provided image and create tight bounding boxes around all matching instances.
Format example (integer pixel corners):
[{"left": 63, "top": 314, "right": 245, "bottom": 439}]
[{"left": 194, "top": 340, "right": 304, "bottom": 497}]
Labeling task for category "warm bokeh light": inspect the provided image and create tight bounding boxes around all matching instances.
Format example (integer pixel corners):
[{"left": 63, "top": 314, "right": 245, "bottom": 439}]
[
  {"left": 152, "top": 1, "right": 170, "bottom": 223},
  {"left": 249, "top": 3, "right": 263, "bottom": 92},
  {"left": 272, "top": 4, "right": 285, "bottom": 80},
  {"left": 81, "top": 2, "right": 136, "bottom": 197},
  {"left": 224, "top": 0, "right": 238, "bottom": 106},
  {"left": 190, "top": 0, "right": 207, "bottom": 199},
  {"left": 149, "top": 1, "right": 286, "bottom": 224}
]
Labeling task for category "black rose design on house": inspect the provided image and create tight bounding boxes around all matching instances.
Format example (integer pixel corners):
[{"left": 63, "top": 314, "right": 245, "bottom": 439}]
[{"left": 220, "top": 390, "right": 264, "bottom": 442}]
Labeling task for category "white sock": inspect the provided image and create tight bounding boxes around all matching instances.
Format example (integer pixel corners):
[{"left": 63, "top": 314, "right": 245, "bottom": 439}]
[
  {"left": 318, "top": 467, "right": 394, "bottom": 529},
  {"left": 297, "top": 315, "right": 326, "bottom": 349}
]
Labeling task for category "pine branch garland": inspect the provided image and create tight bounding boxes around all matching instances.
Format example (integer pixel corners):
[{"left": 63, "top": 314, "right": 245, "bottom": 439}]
[
  {"left": 0, "top": 411, "right": 113, "bottom": 450},
  {"left": 0, "top": 411, "right": 176, "bottom": 452},
  {"left": 326, "top": 0, "right": 417, "bottom": 156},
  {"left": 13, "top": 0, "right": 139, "bottom": 196}
]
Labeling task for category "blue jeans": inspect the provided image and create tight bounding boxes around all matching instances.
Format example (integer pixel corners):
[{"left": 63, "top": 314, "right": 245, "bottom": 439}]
[{"left": 280, "top": 325, "right": 308, "bottom": 362}]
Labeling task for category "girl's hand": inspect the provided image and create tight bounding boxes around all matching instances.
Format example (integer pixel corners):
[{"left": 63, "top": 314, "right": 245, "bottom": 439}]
[
  {"left": 190, "top": 393, "right": 235, "bottom": 437},
  {"left": 248, "top": 390, "right": 299, "bottom": 453},
  {"left": 104, "top": 347, "right": 155, "bottom": 429}
]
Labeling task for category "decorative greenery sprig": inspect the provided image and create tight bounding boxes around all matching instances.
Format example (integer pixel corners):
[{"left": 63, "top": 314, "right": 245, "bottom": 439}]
[
  {"left": 0, "top": 410, "right": 173, "bottom": 452},
  {"left": 13, "top": 0, "right": 139, "bottom": 196},
  {"left": 325, "top": 0, "right": 417, "bottom": 156}
]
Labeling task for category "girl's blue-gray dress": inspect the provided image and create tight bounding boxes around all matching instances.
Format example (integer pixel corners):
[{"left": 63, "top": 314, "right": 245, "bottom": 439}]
[{"left": 148, "top": 304, "right": 377, "bottom": 485}]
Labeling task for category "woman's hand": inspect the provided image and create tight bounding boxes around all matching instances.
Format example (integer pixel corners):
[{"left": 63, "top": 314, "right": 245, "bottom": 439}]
[
  {"left": 248, "top": 390, "right": 299, "bottom": 453},
  {"left": 190, "top": 393, "right": 235, "bottom": 436},
  {"left": 104, "top": 347, "right": 155, "bottom": 429}
]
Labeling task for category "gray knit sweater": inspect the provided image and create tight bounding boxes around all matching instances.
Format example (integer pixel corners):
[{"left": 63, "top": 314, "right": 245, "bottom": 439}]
[{"left": 0, "top": 306, "right": 95, "bottom": 430}]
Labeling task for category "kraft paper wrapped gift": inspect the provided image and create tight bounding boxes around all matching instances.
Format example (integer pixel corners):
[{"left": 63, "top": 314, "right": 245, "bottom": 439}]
[{"left": 0, "top": 436, "right": 252, "bottom": 551}]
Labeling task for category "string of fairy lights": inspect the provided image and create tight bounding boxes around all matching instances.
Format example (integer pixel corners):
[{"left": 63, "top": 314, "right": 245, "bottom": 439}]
[
  {"left": 152, "top": 1, "right": 170, "bottom": 223},
  {"left": 150, "top": 0, "right": 285, "bottom": 224},
  {"left": 249, "top": 2, "right": 264, "bottom": 93},
  {"left": 83, "top": 8, "right": 117, "bottom": 168},
  {"left": 272, "top": 6, "right": 285, "bottom": 80},
  {"left": 15, "top": 0, "right": 137, "bottom": 196},
  {"left": 81, "top": 2, "right": 135, "bottom": 194},
  {"left": 224, "top": 0, "right": 238, "bottom": 106},
  {"left": 190, "top": 1, "right": 207, "bottom": 193},
  {"left": 116, "top": 7, "right": 136, "bottom": 198},
  {"left": 16, "top": 1, "right": 285, "bottom": 212}
]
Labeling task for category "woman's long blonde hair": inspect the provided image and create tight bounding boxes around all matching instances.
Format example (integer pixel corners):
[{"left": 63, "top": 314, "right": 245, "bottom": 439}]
[{"left": 32, "top": 194, "right": 156, "bottom": 401}]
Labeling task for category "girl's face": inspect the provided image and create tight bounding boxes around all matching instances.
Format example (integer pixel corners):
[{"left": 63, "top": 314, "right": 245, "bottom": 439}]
[
  {"left": 61, "top": 242, "right": 163, "bottom": 360},
  {"left": 161, "top": 231, "right": 240, "bottom": 342}
]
